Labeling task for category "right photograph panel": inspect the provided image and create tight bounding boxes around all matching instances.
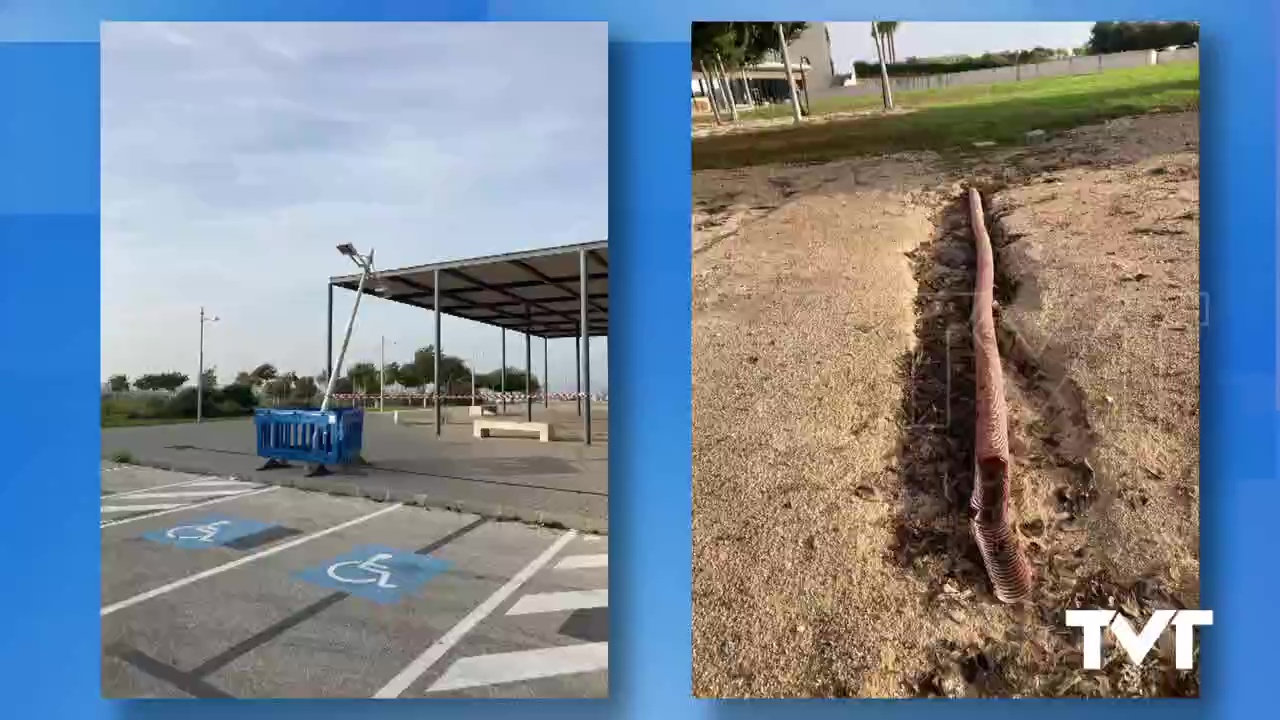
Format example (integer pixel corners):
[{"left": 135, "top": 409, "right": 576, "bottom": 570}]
[{"left": 692, "top": 21, "right": 1201, "bottom": 698}]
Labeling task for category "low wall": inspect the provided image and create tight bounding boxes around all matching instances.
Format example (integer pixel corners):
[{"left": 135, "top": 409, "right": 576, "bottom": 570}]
[{"left": 820, "top": 47, "right": 1198, "bottom": 101}]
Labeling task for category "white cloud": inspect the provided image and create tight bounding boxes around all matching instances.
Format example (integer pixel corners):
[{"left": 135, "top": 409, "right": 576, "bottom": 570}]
[{"left": 101, "top": 22, "right": 609, "bottom": 392}]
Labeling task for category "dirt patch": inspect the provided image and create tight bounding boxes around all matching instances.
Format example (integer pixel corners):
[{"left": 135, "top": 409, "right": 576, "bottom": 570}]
[
  {"left": 692, "top": 112, "right": 1200, "bottom": 698},
  {"left": 693, "top": 107, "right": 916, "bottom": 139}
]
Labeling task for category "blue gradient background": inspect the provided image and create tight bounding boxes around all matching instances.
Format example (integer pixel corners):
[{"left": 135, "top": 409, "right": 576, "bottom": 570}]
[{"left": 0, "top": 1, "right": 1274, "bottom": 719}]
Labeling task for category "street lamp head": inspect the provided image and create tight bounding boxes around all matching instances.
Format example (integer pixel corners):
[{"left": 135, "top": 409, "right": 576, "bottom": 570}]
[{"left": 336, "top": 243, "right": 357, "bottom": 257}]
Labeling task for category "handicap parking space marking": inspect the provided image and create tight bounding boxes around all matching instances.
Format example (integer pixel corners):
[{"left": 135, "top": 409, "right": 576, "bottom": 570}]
[
  {"left": 103, "top": 503, "right": 404, "bottom": 617},
  {"left": 294, "top": 545, "right": 451, "bottom": 605},
  {"left": 374, "top": 529, "right": 578, "bottom": 698},
  {"left": 141, "top": 514, "right": 278, "bottom": 549}
]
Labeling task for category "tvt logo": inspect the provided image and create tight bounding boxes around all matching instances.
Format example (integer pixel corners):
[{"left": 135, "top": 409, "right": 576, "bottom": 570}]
[{"left": 1065, "top": 609, "right": 1212, "bottom": 670}]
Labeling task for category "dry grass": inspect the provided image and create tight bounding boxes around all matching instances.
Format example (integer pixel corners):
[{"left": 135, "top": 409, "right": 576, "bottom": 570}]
[{"left": 692, "top": 112, "right": 1200, "bottom": 698}]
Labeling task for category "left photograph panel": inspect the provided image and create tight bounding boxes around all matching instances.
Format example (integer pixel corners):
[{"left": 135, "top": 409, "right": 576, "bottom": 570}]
[{"left": 100, "top": 21, "right": 609, "bottom": 699}]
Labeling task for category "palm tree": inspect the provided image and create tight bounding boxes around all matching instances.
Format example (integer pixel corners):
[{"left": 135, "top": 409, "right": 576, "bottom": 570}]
[
  {"left": 714, "top": 52, "right": 739, "bottom": 121},
  {"left": 775, "top": 23, "right": 803, "bottom": 124},
  {"left": 871, "top": 21, "right": 901, "bottom": 64},
  {"left": 871, "top": 21, "right": 894, "bottom": 110},
  {"left": 885, "top": 22, "right": 900, "bottom": 63}
]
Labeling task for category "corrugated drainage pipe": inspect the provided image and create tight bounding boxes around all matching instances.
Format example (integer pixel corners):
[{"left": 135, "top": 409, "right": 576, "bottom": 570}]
[{"left": 968, "top": 187, "right": 1034, "bottom": 603}]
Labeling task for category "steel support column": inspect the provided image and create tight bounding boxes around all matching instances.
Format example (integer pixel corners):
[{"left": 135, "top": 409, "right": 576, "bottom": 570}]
[
  {"left": 525, "top": 307, "right": 533, "bottom": 422},
  {"left": 434, "top": 269, "right": 441, "bottom": 436},
  {"left": 580, "top": 250, "right": 591, "bottom": 446}
]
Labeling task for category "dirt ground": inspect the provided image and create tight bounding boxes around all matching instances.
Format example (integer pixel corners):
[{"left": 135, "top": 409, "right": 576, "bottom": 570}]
[
  {"left": 691, "top": 112, "right": 1200, "bottom": 698},
  {"left": 692, "top": 107, "right": 914, "bottom": 139}
]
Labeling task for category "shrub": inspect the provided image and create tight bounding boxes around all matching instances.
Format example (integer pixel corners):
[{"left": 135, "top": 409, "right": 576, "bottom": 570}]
[
  {"left": 165, "top": 388, "right": 201, "bottom": 418},
  {"left": 218, "top": 383, "right": 258, "bottom": 410}
]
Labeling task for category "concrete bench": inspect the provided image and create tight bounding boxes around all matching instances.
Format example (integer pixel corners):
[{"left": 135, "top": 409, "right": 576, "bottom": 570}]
[
  {"left": 468, "top": 404, "right": 499, "bottom": 418},
  {"left": 473, "top": 419, "right": 553, "bottom": 442}
]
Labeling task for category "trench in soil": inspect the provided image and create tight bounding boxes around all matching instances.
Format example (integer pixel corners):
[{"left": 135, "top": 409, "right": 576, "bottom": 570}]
[{"left": 893, "top": 185, "right": 1197, "bottom": 698}]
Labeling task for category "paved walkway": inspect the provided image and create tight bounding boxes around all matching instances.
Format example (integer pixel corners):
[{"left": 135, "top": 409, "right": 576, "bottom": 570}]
[{"left": 101, "top": 408, "right": 608, "bottom": 531}]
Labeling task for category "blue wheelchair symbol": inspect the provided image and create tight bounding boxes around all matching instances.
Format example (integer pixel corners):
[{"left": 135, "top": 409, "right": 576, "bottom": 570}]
[
  {"left": 142, "top": 515, "right": 276, "bottom": 549},
  {"left": 295, "top": 545, "right": 451, "bottom": 604}
]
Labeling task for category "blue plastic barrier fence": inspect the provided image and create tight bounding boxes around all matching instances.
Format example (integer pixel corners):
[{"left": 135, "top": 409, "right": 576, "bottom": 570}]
[{"left": 253, "top": 408, "right": 364, "bottom": 473}]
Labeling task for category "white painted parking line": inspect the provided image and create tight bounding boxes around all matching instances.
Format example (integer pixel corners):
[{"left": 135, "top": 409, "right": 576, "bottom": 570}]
[
  {"left": 102, "top": 502, "right": 404, "bottom": 617},
  {"left": 373, "top": 530, "right": 578, "bottom": 699},
  {"left": 426, "top": 642, "right": 608, "bottom": 693},
  {"left": 183, "top": 479, "right": 258, "bottom": 488},
  {"left": 100, "top": 476, "right": 214, "bottom": 499},
  {"left": 555, "top": 554, "right": 608, "bottom": 570},
  {"left": 506, "top": 590, "right": 608, "bottom": 616},
  {"left": 120, "top": 489, "right": 260, "bottom": 500},
  {"left": 101, "top": 503, "right": 186, "bottom": 514},
  {"left": 100, "top": 487, "right": 280, "bottom": 529}
]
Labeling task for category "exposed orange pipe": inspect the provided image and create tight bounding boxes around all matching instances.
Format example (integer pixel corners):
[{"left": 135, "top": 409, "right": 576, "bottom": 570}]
[{"left": 968, "top": 188, "right": 1033, "bottom": 603}]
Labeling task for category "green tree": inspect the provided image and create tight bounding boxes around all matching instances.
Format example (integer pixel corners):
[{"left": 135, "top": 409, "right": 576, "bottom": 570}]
[
  {"left": 691, "top": 22, "right": 737, "bottom": 124},
  {"left": 409, "top": 345, "right": 471, "bottom": 387},
  {"left": 1088, "top": 21, "right": 1198, "bottom": 54},
  {"left": 291, "top": 375, "right": 319, "bottom": 404},
  {"left": 107, "top": 374, "right": 130, "bottom": 392},
  {"left": 347, "top": 362, "right": 379, "bottom": 393},
  {"left": 134, "top": 371, "right": 188, "bottom": 392},
  {"left": 871, "top": 21, "right": 895, "bottom": 110},
  {"left": 475, "top": 367, "right": 541, "bottom": 394},
  {"left": 394, "top": 363, "right": 423, "bottom": 392},
  {"left": 250, "top": 363, "right": 278, "bottom": 385},
  {"left": 692, "top": 22, "right": 809, "bottom": 124},
  {"left": 264, "top": 377, "right": 291, "bottom": 400},
  {"left": 383, "top": 361, "right": 402, "bottom": 388},
  {"left": 872, "top": 21, "right": 901, "bottom": 64}
]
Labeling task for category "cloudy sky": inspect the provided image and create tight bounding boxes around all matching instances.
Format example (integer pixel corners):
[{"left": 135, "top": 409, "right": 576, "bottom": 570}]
[
  {"left": 828, "top": 22, "right": 1094, "bottom": 69},
  {"left": 101, "top": 22, "right": 609, "bottom": 393}
]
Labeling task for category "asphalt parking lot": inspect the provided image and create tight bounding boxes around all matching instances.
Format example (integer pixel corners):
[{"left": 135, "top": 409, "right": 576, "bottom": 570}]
[{"left": 101, "top": 463, "right": 608, "bottom": 699}]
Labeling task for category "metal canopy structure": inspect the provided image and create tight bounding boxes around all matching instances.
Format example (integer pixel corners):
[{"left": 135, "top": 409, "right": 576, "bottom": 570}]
[
  {"left": 326, "top": 240, "right": 606, "bottom": 445},
  {"left": 328, "top": 240, "right": 608, "bottom": 339}
]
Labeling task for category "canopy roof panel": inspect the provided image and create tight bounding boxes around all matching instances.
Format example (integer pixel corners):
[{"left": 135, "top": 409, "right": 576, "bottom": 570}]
[{"left": 329, "top": 240, "right": 608, "bottom": 339}]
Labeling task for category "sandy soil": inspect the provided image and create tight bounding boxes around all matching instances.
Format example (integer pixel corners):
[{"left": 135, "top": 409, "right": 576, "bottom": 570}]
[
  {"left": 693, "top": 107, "right": 914, "bottom": 139},
  {"left": 692, "top": 112, "right": 1200, "bottom": 698}
]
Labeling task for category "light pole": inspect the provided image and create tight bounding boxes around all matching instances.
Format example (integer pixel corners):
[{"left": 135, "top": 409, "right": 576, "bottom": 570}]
[
  {"left": 379, "top": 336, "right": 398, "bottom": 412},
  {"left": 322, "top": 243, "right": 375, "bottom": 413},
  {"left": 197, "top": 307, "right": 219, "bottom": 423}
]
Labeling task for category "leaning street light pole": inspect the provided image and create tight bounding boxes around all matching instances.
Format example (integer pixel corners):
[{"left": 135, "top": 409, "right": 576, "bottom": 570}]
[
  {"left": 321, "top": 244, "right": 374, "bottom": 413},
  {"left": 196, "top": 307, "right": 219, "bottom": 423}
]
